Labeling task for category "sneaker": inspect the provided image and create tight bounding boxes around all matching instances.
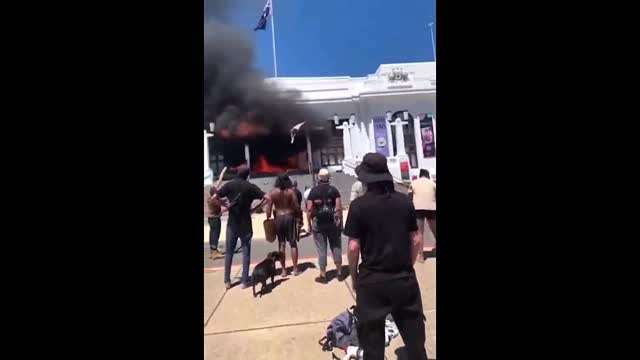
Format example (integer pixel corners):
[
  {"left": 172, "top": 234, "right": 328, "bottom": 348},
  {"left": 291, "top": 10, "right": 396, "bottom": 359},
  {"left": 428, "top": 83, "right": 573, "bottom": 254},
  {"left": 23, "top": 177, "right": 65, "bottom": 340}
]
[
  {"left": 315, "top": 276, "right": 327, "bottom": 284},
  {"left": 225, "top": 282, "right": 231, "bottom": 290},
  {"left": 210, "top": 249, "right": 223, "bottom": 259}
]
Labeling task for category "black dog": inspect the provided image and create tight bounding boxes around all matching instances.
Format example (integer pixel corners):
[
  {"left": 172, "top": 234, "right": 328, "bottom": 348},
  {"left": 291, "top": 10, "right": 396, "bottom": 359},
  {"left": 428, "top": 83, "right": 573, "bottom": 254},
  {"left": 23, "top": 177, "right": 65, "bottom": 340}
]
[{"left": 251, "top": 251, "right": 284, "bottom": 298}]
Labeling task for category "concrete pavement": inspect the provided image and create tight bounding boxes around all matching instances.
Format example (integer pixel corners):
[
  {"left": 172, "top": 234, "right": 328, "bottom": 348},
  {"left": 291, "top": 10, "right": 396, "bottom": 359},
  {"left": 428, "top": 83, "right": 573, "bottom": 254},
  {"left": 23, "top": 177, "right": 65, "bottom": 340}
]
[{"left": 204, "top": 256, "right": 436, "bottom": 360}]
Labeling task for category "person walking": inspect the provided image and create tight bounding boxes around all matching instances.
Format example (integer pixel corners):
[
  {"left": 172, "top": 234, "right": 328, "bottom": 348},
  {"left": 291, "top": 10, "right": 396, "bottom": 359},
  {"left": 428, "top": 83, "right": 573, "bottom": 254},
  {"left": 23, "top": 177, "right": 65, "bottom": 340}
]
[
  {"left": 306, "top": 168, "right": 344, "bottom": 283},
  {"left": 265, "top": 175, "right": 301, "bottom": 277},
  {"left": 344, "top": 152, "right": 428, "bottom": 360},
  {"left": 214, "top": 166, "right": 271, "bottom": 289},
  {"left": 408, "top": 169, "right": 437, "bottom": 261}
]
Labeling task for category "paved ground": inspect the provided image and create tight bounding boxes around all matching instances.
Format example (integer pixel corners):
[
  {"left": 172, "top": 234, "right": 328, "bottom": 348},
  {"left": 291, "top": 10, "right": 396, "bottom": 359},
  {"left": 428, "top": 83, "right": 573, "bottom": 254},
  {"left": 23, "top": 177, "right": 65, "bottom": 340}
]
[
  {"left": 204, "top": 174, "right": 435, "bottom": 359},
  {"left": 204, "top": 256, "right": 436, "bottom": 360}
]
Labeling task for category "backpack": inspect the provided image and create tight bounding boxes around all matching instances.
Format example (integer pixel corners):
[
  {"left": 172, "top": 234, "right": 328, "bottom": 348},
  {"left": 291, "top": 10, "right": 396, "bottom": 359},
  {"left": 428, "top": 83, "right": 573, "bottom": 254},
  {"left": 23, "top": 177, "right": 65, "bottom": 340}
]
[
  {"left": 319, "top": 308, "right": 401, "bottom": 354},
  {"left": 319, "top": 306, "right": 359, "bottom": 351},
  {"left": 314, "top": 187, "right": 336, "bottom": 225}
]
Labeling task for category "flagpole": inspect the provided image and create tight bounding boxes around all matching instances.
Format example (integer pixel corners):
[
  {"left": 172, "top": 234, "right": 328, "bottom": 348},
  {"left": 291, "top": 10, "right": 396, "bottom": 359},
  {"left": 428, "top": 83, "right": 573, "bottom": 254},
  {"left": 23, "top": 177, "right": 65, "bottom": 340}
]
[
  {"left": 270, "top": 0, "right": 278, "bottom": 77},
  {"left": 428, "top": 22, "right": 436, "bottom": 62}
]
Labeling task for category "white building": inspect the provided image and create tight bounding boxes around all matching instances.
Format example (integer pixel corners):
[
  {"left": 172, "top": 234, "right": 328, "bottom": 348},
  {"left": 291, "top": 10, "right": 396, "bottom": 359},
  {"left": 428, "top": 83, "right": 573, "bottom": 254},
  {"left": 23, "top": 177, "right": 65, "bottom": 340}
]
[{"left": 205, "top": 61, "right": 436, "bottom": 183}]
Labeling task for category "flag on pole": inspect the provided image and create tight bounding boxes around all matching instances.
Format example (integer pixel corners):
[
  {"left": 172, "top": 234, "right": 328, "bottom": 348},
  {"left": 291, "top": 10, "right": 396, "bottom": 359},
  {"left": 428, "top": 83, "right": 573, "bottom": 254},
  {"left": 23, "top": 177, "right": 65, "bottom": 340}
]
[
  {"left": 290, "top": 121, "right": 305, "bottom": 144},
  {"left": 254, "top": 0, "right": 272, "bottom": 31}
]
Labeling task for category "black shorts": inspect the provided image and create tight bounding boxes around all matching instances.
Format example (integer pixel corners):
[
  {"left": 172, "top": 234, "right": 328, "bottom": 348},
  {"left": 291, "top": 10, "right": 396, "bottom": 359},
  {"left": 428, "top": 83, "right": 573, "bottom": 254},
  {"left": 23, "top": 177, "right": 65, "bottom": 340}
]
[
  {"left": 416, "top": 210, "right": 436, "bottom": 220},
  {"left": 274, "top": 213, "right": 298, "bottom": 247}
]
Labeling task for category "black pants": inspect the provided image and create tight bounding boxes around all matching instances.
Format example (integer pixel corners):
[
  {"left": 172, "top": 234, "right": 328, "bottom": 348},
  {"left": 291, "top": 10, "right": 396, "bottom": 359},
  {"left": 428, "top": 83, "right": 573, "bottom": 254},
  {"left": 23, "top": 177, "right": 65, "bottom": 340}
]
[
  {"left": 208, "top": 217, "right": 221, "bottom": 250},
  {"left": 355, "top": 276, "right": 428, "bottom": 360}
]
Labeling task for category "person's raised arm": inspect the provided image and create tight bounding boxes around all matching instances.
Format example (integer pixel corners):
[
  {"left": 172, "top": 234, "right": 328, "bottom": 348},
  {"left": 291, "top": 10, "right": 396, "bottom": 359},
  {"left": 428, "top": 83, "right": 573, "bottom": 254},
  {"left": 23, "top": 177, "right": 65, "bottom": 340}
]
[{"left": 214, "top": 166, "right": 227, "bottom": 189}]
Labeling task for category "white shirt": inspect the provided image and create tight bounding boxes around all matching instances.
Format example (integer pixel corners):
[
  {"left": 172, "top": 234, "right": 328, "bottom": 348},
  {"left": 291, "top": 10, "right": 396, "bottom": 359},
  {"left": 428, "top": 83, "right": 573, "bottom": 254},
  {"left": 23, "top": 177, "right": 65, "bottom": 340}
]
[{"left": 350, "top": 181, "right": 366, "bottom": 201}]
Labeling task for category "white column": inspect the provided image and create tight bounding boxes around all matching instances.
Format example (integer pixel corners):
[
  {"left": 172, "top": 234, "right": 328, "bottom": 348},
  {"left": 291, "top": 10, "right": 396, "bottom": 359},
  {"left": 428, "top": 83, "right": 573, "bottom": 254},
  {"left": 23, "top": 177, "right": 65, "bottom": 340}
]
[
  {"left": 348, "top": 115, "right": 360, "bottom": 159},
  {"left": 414, "top": 114, "right": 425, "bottom": 161},
  {"left": 431, "top": 113, "right": 437, "bottom": 144},
  {"left": 336, "top": 121, "right": 353, "bottom": 159},
  {"left": 385, "top": 113, "right": 394, "bottom": 158},
  {"left": 204, "top": 130, "right": 209, "bottom": 174},
  {"left": 359, "top": 121, "right": 370, "bottom": 156},
  {"left": 391, "top": 117, "right": 408, "bottom": 156},
  {"left": 368, "top": 119, "right": 376, "bottom": 153},
  {"left": 204, "top": 130, "right": 214, "bottom": 185},
  {"left": 385, "top": 121, "right": 394, "bottom": 157}
]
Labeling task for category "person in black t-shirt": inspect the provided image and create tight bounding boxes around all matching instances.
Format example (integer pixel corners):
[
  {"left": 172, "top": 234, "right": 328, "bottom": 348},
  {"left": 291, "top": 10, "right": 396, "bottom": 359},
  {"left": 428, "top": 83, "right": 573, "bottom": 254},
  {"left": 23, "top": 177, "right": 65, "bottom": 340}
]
[
  {"left": 215, "top": 166, "right": 271, "bottom": 289},
  {"left": 344, "top": 153, "right": 427, "bottom": 360},
  {"left": 306, "top": 168, "right": 344, "bottom": 283}
]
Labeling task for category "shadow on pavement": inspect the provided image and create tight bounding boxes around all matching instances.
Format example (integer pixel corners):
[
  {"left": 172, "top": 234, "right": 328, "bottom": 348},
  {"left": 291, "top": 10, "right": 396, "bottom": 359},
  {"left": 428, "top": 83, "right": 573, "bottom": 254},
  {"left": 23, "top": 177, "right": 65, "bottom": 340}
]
[
  {"left": 275, "top": 261, "right": 317, "bottom": 276},
  {"left": 255, "top": 278, "right": 289, "bottom": 298},
  {"left": 394, "top": 346, "right": 435, "bottom": 360},
  {"left": 326, "top": 265, "right": 350, "bottom": 282},
  {"left": 296, "top": 261, "right": 317, "bottom": 274}
]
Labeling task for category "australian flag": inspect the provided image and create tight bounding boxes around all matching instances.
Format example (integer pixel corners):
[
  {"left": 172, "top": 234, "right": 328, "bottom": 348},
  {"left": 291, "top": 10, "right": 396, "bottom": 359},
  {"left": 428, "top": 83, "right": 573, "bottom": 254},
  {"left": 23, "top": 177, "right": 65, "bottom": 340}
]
[{"left": 254, "top": 0, "right": 272, "bottom": 31}]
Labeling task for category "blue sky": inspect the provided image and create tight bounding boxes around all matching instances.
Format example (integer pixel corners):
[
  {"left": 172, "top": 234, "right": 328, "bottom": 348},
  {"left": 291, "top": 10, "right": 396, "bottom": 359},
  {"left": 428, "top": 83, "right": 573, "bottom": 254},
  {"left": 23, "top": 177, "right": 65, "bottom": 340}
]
[{"left": 223, "top": 0, "right": 436, "bottom": 78}]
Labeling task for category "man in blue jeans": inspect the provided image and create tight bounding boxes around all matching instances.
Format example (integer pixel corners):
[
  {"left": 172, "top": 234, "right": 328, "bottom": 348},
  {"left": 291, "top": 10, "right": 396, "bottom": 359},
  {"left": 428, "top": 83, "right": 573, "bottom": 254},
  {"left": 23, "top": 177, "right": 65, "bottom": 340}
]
[{"left": 215, "top": 166, "right": 271, "bottom": 289}]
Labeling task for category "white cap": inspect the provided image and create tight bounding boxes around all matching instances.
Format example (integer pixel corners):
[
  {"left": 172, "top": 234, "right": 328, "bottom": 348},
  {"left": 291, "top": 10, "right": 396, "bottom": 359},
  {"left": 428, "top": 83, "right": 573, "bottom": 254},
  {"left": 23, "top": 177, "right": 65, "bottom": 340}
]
[{"left": 318, "top": 168, "right": 330, "bottom": 182}]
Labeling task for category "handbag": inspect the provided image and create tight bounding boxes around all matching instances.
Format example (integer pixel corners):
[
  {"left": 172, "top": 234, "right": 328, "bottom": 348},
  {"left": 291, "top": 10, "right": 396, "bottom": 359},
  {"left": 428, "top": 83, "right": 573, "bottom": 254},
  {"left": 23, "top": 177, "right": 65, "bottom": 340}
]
[{"left": 263, "top": 218, "right": 276, "bottom": 243}]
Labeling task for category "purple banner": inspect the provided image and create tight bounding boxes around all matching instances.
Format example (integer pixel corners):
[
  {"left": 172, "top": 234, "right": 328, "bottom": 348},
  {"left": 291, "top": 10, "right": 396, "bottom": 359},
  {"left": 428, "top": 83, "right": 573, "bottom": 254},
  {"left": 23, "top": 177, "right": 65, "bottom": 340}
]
[{"left": 373, "top": 116, "right": 389, "bottom": 157}]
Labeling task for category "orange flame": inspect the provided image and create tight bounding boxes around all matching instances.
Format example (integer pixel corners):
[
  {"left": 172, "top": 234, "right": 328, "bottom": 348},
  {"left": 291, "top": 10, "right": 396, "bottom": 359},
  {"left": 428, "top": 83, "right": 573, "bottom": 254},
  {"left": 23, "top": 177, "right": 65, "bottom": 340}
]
[{"left": 252, "top": 155, "right": 301, "bottom": 174}]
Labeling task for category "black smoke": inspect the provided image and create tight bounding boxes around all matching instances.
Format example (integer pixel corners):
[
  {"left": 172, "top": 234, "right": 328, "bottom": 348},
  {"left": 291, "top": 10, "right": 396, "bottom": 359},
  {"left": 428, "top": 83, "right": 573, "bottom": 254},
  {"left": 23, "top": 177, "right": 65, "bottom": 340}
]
[{"left": 204, "top": 0, "right": 329, "bottom": 167}]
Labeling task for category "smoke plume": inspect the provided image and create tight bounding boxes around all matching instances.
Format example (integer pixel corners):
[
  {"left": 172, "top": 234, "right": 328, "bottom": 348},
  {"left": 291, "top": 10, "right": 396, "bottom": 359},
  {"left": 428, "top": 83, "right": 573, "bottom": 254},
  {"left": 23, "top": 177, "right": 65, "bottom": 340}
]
[{"left": 204, "top": 0, "right": 329, "bottom": 167}]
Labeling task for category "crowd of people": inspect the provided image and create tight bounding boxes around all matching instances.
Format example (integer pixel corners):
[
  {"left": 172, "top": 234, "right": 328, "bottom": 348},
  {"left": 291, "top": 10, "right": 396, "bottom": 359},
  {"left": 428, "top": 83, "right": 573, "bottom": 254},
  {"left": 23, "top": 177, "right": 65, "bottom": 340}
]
[{"left": 206, "top": 153, "right": 436, "bottom": 360}]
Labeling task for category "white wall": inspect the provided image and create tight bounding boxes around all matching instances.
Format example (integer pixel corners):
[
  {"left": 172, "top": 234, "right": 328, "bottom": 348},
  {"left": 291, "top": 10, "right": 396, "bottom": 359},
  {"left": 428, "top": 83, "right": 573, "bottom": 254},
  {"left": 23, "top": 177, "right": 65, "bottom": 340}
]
[{"left": 267, "top": 61, "right": 437, "bottom": 178}]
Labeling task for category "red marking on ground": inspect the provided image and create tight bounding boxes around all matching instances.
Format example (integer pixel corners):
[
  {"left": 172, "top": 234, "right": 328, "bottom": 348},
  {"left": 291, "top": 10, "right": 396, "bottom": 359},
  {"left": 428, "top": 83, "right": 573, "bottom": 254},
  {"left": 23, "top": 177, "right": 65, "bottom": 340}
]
[{"left": 204, "top": 246, "right": 435, "bottom": 273}]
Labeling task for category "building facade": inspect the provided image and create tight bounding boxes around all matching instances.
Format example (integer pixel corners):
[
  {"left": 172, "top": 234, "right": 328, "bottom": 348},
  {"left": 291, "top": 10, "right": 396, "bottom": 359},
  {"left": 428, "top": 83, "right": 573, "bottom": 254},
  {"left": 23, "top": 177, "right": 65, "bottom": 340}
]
[{"left": 205, "top": 61, "right": 436, "bottom": 183}]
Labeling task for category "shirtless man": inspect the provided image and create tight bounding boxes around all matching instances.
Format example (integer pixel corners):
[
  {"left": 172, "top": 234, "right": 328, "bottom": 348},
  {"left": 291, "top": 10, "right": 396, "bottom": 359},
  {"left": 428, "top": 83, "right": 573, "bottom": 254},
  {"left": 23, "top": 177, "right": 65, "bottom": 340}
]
[{"left": 266, "top": 174, "right": 301, "bottom": 277}]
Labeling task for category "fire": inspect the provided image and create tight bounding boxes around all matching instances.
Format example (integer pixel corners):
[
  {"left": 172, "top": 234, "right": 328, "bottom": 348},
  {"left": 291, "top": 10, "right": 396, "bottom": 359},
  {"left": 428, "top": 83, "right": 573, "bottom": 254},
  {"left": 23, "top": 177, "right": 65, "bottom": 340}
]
[{"left": 252, "top": 155, "right": 301, "bottom": 174}]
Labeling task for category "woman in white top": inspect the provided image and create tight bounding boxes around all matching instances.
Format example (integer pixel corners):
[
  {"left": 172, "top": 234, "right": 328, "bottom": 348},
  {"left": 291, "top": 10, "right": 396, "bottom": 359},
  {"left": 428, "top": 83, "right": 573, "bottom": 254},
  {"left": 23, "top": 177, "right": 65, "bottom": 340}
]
[{"left": 408, "top": 169, "right": 437, "bottom": 262}]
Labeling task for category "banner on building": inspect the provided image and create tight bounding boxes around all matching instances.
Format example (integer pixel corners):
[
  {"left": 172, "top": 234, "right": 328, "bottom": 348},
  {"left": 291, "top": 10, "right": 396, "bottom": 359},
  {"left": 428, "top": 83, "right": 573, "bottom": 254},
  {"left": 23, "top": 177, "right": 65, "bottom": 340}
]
[
  {"left": 372, "top": 116, "right": 389, "bottom": 157},
  {"left": 419, "top": 113, "right": 436, "bottom": 158}
]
